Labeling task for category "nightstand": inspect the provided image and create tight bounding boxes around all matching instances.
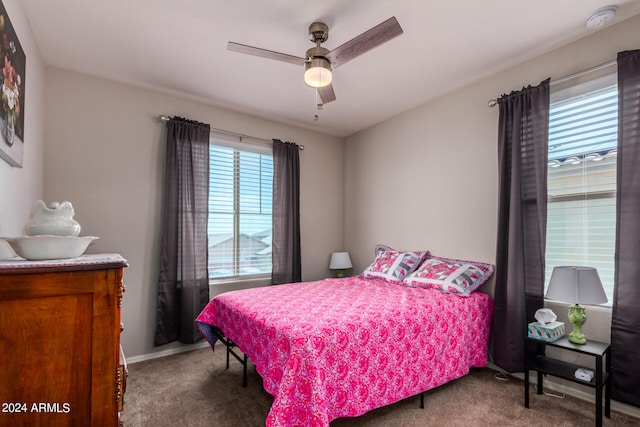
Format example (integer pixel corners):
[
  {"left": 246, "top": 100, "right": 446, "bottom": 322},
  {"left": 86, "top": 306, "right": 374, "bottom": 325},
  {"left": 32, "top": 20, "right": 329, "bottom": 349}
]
[{"left": 524, "top": 336, "right": 611, "bottom": 427}]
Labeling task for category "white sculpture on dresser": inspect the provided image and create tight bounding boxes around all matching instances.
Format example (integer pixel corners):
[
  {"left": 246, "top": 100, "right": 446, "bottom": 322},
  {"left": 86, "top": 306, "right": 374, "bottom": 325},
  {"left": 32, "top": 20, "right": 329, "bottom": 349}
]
[
  {"left": 1, "top": 200, "right": 97, "bottom": 260},
  {"left": 24, "top": 200, "right": 81, "bottom": 237}
]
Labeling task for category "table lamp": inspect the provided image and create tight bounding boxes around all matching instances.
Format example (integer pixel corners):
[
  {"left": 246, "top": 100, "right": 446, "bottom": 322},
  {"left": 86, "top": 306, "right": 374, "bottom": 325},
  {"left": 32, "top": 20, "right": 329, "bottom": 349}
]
[
  {"left": 329, "top": 252, "right": 352, "bottom": 278},
  {"left": 545, "top": 266, "right": 608, "bottom": 345}
]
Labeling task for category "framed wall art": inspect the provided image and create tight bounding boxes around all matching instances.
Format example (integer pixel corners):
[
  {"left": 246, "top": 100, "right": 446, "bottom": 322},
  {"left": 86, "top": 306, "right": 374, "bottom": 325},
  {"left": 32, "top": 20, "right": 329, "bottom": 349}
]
[{"left": 0, "top": 0, "right": 25, "bottom": 168}]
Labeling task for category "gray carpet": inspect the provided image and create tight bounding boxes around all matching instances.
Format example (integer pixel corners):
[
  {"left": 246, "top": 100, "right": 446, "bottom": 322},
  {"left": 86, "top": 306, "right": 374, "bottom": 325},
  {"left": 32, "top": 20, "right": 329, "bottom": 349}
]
[{"left": 121, "top": 345, "right": 638, "bottom": 426}]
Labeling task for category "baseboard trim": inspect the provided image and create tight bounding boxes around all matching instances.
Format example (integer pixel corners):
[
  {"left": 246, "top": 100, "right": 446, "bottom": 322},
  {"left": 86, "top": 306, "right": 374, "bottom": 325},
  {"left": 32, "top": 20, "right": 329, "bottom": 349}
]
[
  {"left": 487, "top": 362, "right": 640, "bottom": 420},
  {"left": 126, "top": 341, "right": 211, "bottom": 364}
]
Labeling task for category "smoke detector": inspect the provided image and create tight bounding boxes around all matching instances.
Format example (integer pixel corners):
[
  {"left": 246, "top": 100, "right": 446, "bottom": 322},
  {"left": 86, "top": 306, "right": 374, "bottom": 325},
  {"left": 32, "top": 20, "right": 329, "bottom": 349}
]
[{"left": 586, "top": 5, "right": 617, "bottom": 29}]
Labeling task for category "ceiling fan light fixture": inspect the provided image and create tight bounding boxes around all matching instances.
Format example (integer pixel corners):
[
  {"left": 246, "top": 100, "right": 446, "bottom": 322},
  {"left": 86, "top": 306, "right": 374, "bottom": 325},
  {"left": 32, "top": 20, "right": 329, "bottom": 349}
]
[
  {"left": 228, "top": 16, "right": 402, "bottom": 102},
  {"left": 304, "top": 57, "right": 332, "bottom": 88}
]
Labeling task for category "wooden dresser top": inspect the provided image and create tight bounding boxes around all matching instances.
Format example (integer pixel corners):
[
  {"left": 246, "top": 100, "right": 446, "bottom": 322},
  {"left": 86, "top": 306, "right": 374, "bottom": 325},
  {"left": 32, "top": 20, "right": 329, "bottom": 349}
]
[{"left": 0, "top": 253, "right": 128, "bottom": 274}]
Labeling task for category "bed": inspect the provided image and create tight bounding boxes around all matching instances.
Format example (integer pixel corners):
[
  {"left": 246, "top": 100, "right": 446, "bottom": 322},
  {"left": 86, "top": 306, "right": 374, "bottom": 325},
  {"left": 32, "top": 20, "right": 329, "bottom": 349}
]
[{"left": 196, "top": 251, "right": 494, "bottom": 427}]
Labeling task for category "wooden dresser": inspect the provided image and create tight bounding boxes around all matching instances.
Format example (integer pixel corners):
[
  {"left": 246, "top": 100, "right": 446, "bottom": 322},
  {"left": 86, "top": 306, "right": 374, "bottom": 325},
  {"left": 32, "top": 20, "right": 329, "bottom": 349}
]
[{"left": 0, "top": 254, "right": 127, "bottom": 427}]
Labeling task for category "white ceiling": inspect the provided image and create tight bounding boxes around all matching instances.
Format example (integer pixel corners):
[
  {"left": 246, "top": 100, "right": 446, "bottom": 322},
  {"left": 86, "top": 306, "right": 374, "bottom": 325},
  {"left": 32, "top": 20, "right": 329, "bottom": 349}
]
[{"left": 21, "top": 0, "right": 640, "bottom": 137}]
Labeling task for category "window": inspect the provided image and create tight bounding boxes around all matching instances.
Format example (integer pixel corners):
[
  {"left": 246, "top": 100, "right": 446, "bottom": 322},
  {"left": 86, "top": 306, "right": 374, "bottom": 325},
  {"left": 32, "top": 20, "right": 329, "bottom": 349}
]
[
  {"left": 208, "top": 140, "right": 273, "bottom": 280},
  {"left": 545, "top": 73, "right": 617, "bottom": 302}
]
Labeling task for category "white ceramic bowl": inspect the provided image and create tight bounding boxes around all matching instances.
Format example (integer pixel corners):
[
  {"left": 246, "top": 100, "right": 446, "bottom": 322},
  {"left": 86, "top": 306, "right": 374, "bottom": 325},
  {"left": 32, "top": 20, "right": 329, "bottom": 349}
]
[{"left": 2, "top": 236, "right": 98, "bottom": 260}]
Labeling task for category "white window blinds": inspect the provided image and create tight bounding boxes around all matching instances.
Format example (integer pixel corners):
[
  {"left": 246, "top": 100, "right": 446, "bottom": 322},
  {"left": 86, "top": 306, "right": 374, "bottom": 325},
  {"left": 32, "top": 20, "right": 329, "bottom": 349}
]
[
  {"left": 545, "top": 73, "right": 617, "bottom": 301},
  {"left": 208, "top": 140, "right": 273, "bottom": 280}
]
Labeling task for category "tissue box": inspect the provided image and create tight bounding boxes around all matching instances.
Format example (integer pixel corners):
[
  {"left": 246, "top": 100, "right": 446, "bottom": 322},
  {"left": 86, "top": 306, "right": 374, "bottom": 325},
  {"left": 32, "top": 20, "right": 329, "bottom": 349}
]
[{"left": 527, "top": 321, "right": 565, "bottom": 342}]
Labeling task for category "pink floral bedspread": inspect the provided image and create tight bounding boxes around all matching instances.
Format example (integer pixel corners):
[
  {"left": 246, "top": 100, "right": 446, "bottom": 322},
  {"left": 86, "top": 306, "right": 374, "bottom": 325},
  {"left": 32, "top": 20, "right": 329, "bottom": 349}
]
[{"left": 196, "top": 277, "right": 493, "bottom": 427}]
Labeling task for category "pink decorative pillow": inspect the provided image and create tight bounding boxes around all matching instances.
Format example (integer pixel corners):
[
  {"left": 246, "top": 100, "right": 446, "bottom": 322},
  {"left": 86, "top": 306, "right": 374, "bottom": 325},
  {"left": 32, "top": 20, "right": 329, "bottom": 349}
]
[
  {"left": 402, "top": 255, "right": 494, "bottom": 296},
  {"left": 374, "top": 243, "right": 395, "bottom": 256},
  {"left": 362, "top": 250, "right": 429, "bottom": 283}
]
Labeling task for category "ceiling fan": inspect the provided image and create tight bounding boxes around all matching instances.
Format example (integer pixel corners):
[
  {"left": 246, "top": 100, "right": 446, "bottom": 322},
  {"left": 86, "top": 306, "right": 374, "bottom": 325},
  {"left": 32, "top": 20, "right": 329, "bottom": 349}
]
[{"left": 228, "top": 16, "right": 403, "bottom": 105}]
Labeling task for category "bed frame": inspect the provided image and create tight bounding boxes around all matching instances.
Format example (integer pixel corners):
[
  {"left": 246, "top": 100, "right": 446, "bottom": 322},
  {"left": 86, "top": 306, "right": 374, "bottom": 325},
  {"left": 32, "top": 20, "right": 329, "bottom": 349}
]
[{"left": 212, "top": 326, "right": 248, "bottom": 388}]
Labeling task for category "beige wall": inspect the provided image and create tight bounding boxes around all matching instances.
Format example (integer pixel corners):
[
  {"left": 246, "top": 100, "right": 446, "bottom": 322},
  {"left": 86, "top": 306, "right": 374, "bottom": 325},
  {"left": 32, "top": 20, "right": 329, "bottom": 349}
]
[
  {"left": 345, "top": 14, "right": 640, "bottom": 275},
  {"left": 43, "top": 68, "right": 344, "bottom": 359},
  {"left": 344, "top": 14, "right": 640, "bottom": 416},
  {"left": 0, "top": 0, "right": 45, "bottom": 247}
]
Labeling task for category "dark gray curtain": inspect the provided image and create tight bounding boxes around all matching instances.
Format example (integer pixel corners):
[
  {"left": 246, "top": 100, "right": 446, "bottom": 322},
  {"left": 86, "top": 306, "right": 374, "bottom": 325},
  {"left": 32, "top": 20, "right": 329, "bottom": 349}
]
[
  {"left": 155, "top": 117, "right": 211, "bottom": 346},
  {"left": 612, "top": 49, "right": 640, "bottom": 408},
  {"left": 493, "top": 79, "right": 550, "bottom": 373},
  {"left": 271, "top": 139, "right": 301, "bottom": 285}
]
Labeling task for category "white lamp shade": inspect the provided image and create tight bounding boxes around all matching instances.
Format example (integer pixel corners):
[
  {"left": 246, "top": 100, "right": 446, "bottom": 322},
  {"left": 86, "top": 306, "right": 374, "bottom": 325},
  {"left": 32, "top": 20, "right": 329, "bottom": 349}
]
[
  {"left": 329, "top": 252, "right": 352, "bottom": 270},
  {"left": 545, "top": 266, "right": 608, "bottom": 305},
  {"left": 304, "top": 58, "right": 332, "bottom": 88}
]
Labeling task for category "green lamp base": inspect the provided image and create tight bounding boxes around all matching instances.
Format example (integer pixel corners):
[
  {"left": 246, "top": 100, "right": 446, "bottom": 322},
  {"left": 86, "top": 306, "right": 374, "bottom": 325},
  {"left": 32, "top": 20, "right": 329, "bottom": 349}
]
[
  {"left": 567, "top": 304, "right": 587, "bottom": 345},
  {"left": 336, "top": 270, "right": 345, "bottom": 278}
]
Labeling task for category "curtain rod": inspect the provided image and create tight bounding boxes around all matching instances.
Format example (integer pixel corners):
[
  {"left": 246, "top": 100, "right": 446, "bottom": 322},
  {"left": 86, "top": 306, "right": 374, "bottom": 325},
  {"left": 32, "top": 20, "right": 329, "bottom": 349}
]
[
  {"left": 487, "top": 58, "right": 617, "bottom": 107},
  {"left": 159, "top": 115, "right": 304, "bottom": 150}
]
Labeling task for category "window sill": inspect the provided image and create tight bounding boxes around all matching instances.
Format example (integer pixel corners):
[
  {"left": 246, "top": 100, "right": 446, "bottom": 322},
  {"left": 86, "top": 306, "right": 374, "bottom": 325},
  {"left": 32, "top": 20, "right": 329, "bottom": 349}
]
[
  {"left": 209, "top": 274, "right": 270, "bottom": 286},
  {"left": 208, "top": 276, "right": 271, "bottom": 298},
  {"left": 544, "top": 298, "right": 612, "bottom": 311}
]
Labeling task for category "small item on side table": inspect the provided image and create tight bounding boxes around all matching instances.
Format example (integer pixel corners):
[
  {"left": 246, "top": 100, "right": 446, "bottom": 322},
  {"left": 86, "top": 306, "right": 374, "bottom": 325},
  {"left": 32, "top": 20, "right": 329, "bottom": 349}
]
[
  {"left": 534, "top": 308, "right": 557, "bottom": 324},
  {"left": 528, "top": 320, "right": 565, "bottom": 342},
  {"left": 528, "top": 308, "right": 564, "bottom": 342},
  {"left": 575, "top": 368, "right": 594, "bottom": 382}
]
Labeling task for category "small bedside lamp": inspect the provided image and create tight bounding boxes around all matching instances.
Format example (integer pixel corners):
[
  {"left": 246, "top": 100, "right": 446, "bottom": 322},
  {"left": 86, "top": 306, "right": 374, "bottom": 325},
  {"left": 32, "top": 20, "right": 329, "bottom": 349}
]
[
  {"left": 545, "top": 266, "right": 608, "bottom": 345},
  {"left": 329, "top": 252, "right": 352, "bottom": 278}
]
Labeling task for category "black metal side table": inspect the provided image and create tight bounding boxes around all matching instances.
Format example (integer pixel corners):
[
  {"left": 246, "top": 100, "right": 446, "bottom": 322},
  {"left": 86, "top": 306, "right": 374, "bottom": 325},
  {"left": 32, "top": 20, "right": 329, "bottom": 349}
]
[{"left": 524, "top": 336, "right": 611, "bottom": 427}]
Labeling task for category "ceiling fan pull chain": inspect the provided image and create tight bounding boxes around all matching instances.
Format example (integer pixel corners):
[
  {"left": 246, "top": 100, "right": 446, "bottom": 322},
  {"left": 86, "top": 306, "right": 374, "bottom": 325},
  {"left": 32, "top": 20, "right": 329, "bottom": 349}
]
[{"left": 314, "top": 90, "right": 322, "bottom": 121}]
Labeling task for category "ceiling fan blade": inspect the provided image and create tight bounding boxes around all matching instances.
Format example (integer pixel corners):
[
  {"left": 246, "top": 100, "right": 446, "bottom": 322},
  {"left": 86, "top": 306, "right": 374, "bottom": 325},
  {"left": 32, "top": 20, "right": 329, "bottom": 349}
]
[
  {"left": 228, "top": 42, "right": 306, "bottom": 66},
  {"left": 318, "top": 84, "right": 336, "bottom": 104},
  {"left": 326, "top": 17, "right": 403, "bottom": 68}
]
